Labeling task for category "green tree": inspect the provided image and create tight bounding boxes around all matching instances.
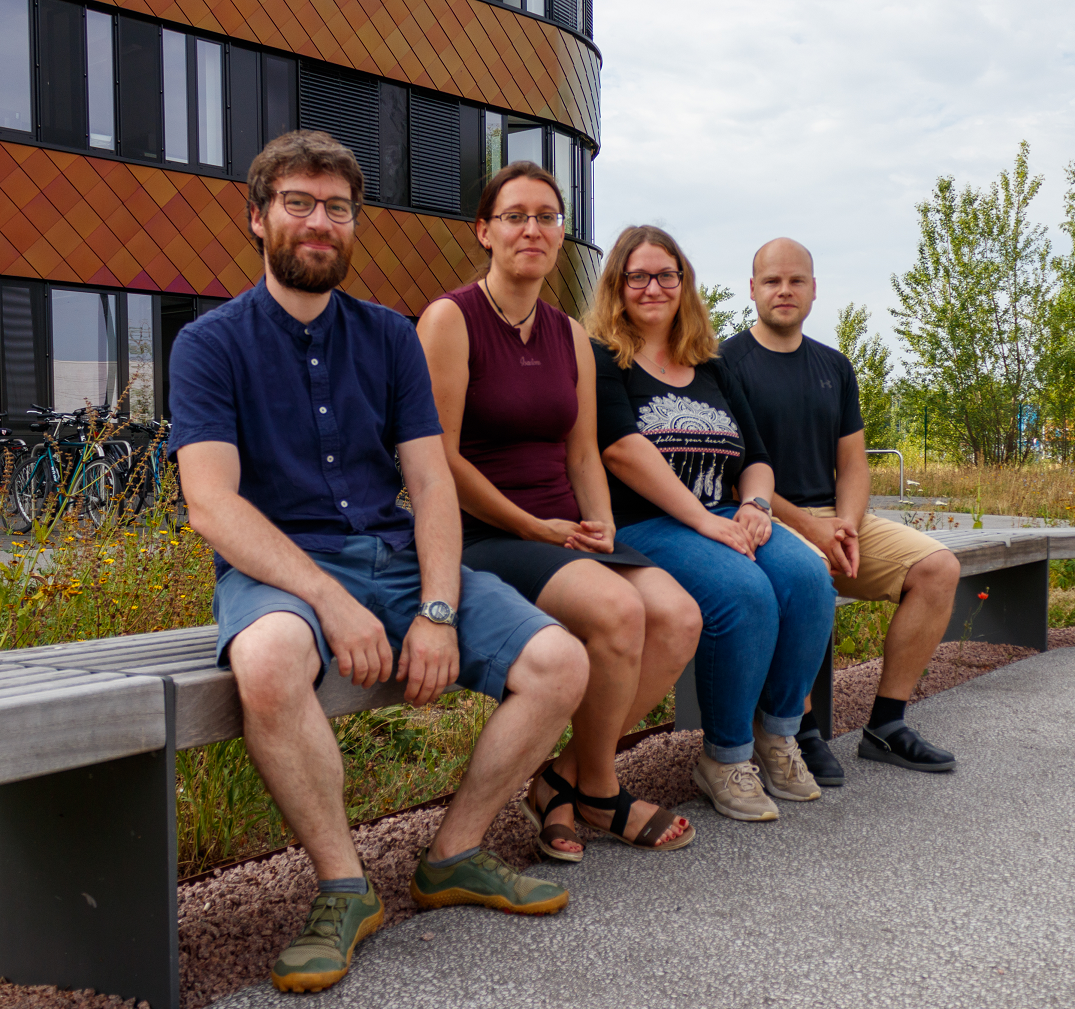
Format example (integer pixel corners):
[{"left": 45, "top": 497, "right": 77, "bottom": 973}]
[
  {"left": 891, "top": 141, "right": 1053, "bottom": 465},
  {"left": 700, "top": 283, "right": 756, "bottom": 342},
  {"left": 835, "top": 303, "right": 893, "bottom": 447},
  {"left": 1039, "top": 161, "right": 1075, "bottom": 462}
]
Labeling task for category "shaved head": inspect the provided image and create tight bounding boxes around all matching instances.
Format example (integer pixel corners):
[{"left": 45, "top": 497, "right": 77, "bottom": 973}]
[{"left": 752, "top": 238, "right": 814, "bottom": 277}]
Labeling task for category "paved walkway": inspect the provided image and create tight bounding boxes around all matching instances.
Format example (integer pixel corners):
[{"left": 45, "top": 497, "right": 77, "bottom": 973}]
[{"left": 211, "top": 648, "right": 1075, "bottom": 1009}]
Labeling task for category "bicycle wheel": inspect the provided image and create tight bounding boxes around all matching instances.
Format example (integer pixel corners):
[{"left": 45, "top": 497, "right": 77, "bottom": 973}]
[
  {"left": 11, "top": 455, "right": 53, "bottom": 527},
  {"left": 1, "top": 449, "right": 30, "bottom": 532},
  {"left": 79, "top": 459, "right": 122, "bottom": 530}
]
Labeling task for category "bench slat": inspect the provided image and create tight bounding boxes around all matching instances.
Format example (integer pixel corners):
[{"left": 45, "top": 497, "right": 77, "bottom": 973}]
[
  {"left": 0, "top": 670, "right": 121, "bottom": 694},
  {"left": 0, "top": 672, "right": 126, "bottom": 699},
  {"left": 0, "top": 676, "right": 166, "bottom": 785}
]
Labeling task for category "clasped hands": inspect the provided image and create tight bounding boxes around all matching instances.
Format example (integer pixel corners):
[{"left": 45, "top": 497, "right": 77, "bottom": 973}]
[
  {"left": 695, "top": 505, "right": 772, "bottom": 560},
  {"left": 806, "top": 514, "right": 859, "bottom": 578},
  {"left": 317, "top": 583, "right": 459, "bottom": 707},
  {"left": 532, "top": 517, "right": 616, "bottom": 554}
]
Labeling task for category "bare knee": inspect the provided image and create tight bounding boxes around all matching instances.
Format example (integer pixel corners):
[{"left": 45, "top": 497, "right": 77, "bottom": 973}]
[
  {"left": 645, "top": 582, "right": 702, "bottom": 667},
  {"left": 509, "top": 625, "right": 589, "bottom": 716},
  {"left": 905, "top": 549, "right": 961, "bottom": 603},
  {"left": 586, "top": 584, "right": 647, "bottom": 661},
  {"left": 229, "top": 612, "right": 320, "bottom": 719}
]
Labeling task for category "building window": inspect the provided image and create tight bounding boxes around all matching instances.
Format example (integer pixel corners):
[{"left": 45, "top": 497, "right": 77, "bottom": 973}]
[
  {"left": 86, "top": 10, "right": 115, "bottom": 151},
  {"left": 299, "top": 62, "right": 380, "bottom": 199},
  {"left": 506, "top": 115, "right": 543, "bottom": 166},
  {"left": 0, "top": 0, "right": 32, "bottom": 133},
  {"left": 196, "top": 39, "right": 224, "bottom": 167},
  {"left": 410, "top": 91, "right": 461, "bottom": 215},
  {"left": 126, "top": 293, "right": 154, "bottom": 421},
  {"left": 552, "top": 129, "right": 573, "bottom": 235},
  {"left": 39, "top": 0, "right": 86, "bottom": 149},
  {"left": 1, "top": 284, "right": 40, "bottom": 421},
  {"left": 228, "top": 46, "right": 260, "bottom": 179},
  {"left": 50, "top": 289, "right": 119, "bottom": 412},
  {"left": 162, "top": 29, "right": 188, "bottom": 164},
  {"left": 118, "top": 16, "right": 162, "bottom": 162},
  {"left": 263, "top": 54, "right": 297, "bottom": 146}
]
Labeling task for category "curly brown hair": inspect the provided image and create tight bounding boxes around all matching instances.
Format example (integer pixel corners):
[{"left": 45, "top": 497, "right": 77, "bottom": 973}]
[
  {"left": 246, "top": 130, "right": 365, "bottom": 254},
  {"left": 585, "top": 225, "right": 716, "bottom": 369}
]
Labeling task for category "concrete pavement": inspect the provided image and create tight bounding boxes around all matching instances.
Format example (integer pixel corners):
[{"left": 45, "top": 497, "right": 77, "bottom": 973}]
[{"left": 210, "top": 647, "right": 1075, "bottom": 1009}]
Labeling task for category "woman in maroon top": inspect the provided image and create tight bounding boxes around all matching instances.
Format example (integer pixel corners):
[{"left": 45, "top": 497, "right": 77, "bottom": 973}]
[{"left": 418, "top": 162, "right": 701, "bottom": 859}]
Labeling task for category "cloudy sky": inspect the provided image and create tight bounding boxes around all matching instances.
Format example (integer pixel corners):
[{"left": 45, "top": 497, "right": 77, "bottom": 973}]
[{"left": 592, "top": 0, "right": 1075, "bottom": 363}]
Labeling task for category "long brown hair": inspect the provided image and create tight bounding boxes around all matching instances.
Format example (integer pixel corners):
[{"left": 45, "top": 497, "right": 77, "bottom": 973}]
[
  {"left": 586, "top": 225, "right": 716, "bottom": 369},
  {"left": 472, "top": 161, "right": 565, "bottom": 279}
]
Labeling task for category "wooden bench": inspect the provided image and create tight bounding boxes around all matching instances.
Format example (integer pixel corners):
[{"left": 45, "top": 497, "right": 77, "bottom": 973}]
[
  {"left": 675, "top": 527, "right": 1075, "bottom": 733},
  {"left": 2, "top": 526, "right": 1073, "bottom": 1007}
]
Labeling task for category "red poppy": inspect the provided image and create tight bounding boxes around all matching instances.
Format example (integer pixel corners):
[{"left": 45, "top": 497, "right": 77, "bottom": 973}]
[{"left": 978, "top": 591, "right": 989, "bottom": 600}]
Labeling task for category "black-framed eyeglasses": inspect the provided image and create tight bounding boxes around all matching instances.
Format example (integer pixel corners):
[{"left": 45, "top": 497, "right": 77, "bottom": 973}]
[
  {"left": 623, "top": 270, "right": 683, "bottom": 290},
  {"left": 275, "top": 190, "right": 359, "bottom": 224},
  {"left": 490, "top": 211, "right": 565, "bottom": 229}
]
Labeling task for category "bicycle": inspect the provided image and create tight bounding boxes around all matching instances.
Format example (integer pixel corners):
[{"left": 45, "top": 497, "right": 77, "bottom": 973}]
[
  {"left": 120, "top": 419, "right": 186, "bottom": 525},
  {"left": 10, "top": 406, "right": 122, "bottom": 533},
  {"left": 0, "top": 412, "right": 31, "bottom": 533}
]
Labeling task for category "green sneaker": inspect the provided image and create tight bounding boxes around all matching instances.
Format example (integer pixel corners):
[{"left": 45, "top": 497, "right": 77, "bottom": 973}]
[
  {"left": 271, "top": 886, "right": 384, "bottom": 993},
  {"left": 409, "top": 848, "right": 569, "bottom": 915}
]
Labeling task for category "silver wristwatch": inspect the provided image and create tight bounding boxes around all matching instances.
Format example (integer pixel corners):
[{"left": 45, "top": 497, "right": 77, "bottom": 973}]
[
  {"left": 743, "top": 496, "right": 772, "bottom": 516},
  {"left": 416, "top": 600, "right": 459, "bottom": 628}
]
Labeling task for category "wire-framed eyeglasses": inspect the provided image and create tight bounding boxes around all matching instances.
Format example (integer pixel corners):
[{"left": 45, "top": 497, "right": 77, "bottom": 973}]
[
  {"left": 623, "top": 270, "right": 683, "bottom": 290},
  {"left": 490, "top": 211, "right": 565, "bottom": 229},
  {"left": 275, "top": 190, "right": 360, "bottom": 224}
]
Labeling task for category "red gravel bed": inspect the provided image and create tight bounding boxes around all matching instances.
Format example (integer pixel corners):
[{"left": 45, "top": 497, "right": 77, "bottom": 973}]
[{"left": 4, "top": 627, "right": 1073, "bottom": 1009}]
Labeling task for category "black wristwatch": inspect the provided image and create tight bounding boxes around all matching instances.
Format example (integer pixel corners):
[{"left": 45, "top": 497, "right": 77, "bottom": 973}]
[
  {"left": 743, "top": 496, "right": 772, "bottom": 516},
  {"left": 416, "top": 600, "right": 459, "bottom": 629}
]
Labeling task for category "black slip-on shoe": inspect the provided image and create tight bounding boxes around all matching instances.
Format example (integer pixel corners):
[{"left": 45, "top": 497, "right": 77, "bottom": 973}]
[
  {"left": 858, "top": 723, "right": 956, "bottom": 773},
  {"left": 795, "top": 730, "right": 845, "bottom": 786}
]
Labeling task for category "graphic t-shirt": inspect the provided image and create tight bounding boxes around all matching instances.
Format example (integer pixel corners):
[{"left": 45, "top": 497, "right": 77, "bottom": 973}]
[
  {"left": 720, "top": 330, "right": 864, "bottom": 508},
  {"left": 593, "top": 342, "right": 771, "bottom": 527}
]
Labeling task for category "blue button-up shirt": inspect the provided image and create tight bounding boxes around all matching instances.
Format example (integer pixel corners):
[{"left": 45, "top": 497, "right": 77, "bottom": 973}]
[{"left": 168, "top": 280, "right": 442, "bottom": 576}]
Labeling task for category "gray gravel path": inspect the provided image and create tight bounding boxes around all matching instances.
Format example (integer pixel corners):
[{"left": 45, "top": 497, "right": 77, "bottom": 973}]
[{"left": 209, "top": 648, "right": 1075, "bottom": 1009}]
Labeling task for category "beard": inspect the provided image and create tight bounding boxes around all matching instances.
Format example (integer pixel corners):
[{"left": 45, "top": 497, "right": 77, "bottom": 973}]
[{"left": 264, "top": 218, "right": 353, "bottom": 294}]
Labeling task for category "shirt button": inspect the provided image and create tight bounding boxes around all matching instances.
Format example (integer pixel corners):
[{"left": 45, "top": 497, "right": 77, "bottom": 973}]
[
  {"left": 319, "top": 406, "right": 327, "bottom": 414},
  {"left": 326, "top": 455, "right": 334, "bottom": 463},
  {"left": 340, "top": 500, "right": 349, "bottom": 508},
  {"left": 310, "top": 358, "right": 318, "bottom": 366}
]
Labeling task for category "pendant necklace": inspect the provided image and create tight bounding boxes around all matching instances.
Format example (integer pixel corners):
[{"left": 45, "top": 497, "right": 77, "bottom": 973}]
[
  {"left": 637, "top": 350, "right": 667, "bottom": 374},
  {"left": 483, "top": 278, "right": 537, "bottom": 330}
]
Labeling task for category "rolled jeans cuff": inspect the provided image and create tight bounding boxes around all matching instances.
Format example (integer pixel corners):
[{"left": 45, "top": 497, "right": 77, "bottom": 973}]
[
  {"left": 757, "top": 707, "right": 803, "bottom": 738},
  {"left": 704, "top": 737, "right": 755, "bottom": 764}
]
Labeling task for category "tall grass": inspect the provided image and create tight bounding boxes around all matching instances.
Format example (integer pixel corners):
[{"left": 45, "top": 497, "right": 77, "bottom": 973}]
[{"left": 869, "top": 461, "right": 1074, "bottom": 520}]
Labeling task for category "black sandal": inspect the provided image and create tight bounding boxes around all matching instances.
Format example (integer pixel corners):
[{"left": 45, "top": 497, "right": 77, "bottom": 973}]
[
  {"left": 518, "top": 765, "right": 586, "bottom": 862},
  {"left": 575, "top": 785, "right": 695, "bottom": 851}
]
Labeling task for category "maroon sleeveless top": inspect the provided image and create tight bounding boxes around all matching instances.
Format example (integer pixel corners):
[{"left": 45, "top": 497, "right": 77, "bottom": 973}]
[{"left": 440, "top": 282, "right": 581, "bottom": 528}]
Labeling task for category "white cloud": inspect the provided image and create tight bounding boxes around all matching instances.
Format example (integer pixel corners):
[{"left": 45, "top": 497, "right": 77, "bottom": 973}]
[{"left": 592, "top": 0, "right": 1075, "bottom": 361}]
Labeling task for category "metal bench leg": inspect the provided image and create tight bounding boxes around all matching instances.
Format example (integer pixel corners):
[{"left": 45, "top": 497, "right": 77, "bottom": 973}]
[
  {"left": 944, "top": 561, "right": 1049, "bottom": 653},
  {"left": 674, "top": 658, "right": 702, "bottom": 732},
  {"left": 810, "top": 632, "right": 835, "bottom": 741},
  {"left": 0, "top": 681, "right": 178, "bottom": 1009}
]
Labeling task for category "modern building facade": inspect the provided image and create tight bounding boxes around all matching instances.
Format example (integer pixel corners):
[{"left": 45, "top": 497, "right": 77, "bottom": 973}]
[{"left": 0, "top": 0, "right": 601, "bottom": 430}]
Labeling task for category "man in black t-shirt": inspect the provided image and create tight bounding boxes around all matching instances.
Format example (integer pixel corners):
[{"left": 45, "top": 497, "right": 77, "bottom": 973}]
[{"left": 722, "top": 238, "right": 962, "bottom": 783}]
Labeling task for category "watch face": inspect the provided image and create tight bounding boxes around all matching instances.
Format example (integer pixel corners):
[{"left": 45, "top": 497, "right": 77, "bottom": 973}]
[{"left": 428, "top": 601, "right": 451, "bottom": 622}]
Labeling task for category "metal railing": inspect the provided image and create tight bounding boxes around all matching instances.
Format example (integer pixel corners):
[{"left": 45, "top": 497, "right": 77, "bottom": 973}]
[{"left": 866, "top": 448, "right": 911, "bottom": 503}]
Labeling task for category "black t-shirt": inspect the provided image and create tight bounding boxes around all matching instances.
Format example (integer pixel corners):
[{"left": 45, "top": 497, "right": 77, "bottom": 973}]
[
  {"left": 593, "top": 341, "right": 771, "bottom": 527},
  {"left": 720, "top": 330, "right": 864, "bottom": 508}
]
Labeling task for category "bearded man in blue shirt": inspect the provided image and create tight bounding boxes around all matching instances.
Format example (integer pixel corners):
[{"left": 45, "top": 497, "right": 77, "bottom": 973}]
[{"left": 169, "top": 131, "right": 587, "bottom": 993}]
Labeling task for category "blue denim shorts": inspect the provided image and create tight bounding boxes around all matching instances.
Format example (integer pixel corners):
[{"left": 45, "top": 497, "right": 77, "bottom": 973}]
[{"left": 212, "top": 534, "right": 560, "bottom": 702}]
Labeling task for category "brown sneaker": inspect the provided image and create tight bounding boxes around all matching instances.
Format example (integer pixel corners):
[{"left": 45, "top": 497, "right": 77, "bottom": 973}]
[
  {"left": 752, "top": 721, "right": 821, "bottom": 801},
  {"left": 692, "top": 753, "right": 778, "bottom": 821}
]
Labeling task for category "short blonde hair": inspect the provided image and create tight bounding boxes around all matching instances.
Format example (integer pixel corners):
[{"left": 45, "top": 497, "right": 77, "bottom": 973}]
[{"left": 586, "top": 226, "right": 716, "bottom": 369}]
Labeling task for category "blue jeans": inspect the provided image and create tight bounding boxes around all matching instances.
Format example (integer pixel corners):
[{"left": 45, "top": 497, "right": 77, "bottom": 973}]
[{"left": 617, "top": 507, "right": 836, "bottom": 763}]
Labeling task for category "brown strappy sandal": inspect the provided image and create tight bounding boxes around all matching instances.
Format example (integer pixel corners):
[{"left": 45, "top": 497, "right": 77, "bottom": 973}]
[
  {"left": 518, "top": 765, "right": 586, "bottom": 863},
  {"left": 575, "top": 785, "right": 695, "bottom": 851}
]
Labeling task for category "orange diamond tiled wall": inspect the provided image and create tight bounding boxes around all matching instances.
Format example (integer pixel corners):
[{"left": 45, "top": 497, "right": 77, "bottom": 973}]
[
  {"left": 0, "top": 141, "right": 599, "bottom": 317},
  {"left": 101, "top": 0, "right": 601, "bottom": 145}
]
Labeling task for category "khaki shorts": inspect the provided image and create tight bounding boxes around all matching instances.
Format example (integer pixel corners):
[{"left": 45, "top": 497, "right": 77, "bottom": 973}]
[{"left": 774, "top": 508, "right": 949, "bottom": 604}]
